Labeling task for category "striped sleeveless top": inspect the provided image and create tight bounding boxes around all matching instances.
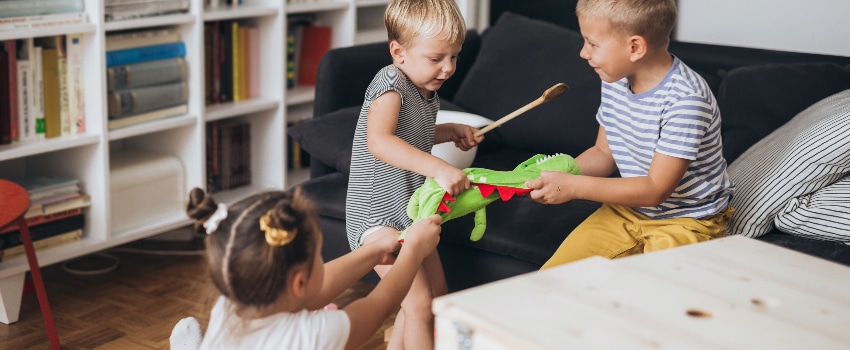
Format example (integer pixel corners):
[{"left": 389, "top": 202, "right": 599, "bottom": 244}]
[
  {"left": 345, "top": 65, "right": 440, "bottom": 250},
  {"left": 598, "top": 57, "right": 734, "bottom": 219}
]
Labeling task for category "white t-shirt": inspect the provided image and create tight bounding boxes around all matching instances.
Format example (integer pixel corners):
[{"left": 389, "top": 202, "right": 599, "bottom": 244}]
[{"left": 199, "top": 296, "right": 351, "bottom": 350}]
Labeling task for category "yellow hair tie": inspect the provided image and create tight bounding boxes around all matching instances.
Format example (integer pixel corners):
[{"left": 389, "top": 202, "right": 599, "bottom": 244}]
[{"left": 260, "top": 211, "right": 297, "bottom": 246}]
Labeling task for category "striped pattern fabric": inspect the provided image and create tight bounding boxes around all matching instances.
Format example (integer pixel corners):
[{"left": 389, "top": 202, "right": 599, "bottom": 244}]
[
  {"left": 727, "top": 89, "right": 850, "bottom": 237},
  {"left": 775, "top": 175, "right": 850, "bottom": 244},
  {"left": 598, "top": 57, "right": 732, "bottom": 219},
  {"left": 345, "top": 65, "right": 439, "bottom": 250}
]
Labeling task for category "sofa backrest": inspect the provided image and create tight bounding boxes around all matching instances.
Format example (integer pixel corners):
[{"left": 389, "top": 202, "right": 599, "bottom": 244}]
[{"left": 313, "top": 30, "right": 481, "bottom": 118}]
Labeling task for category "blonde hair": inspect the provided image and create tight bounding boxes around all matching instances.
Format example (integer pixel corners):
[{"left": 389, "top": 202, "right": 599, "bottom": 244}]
[
  {"left": 576, "top": 0, "right": 677, "bottom": 49},
  {"left": 385, "top": 0, "right": 466, "bottom": 46}
]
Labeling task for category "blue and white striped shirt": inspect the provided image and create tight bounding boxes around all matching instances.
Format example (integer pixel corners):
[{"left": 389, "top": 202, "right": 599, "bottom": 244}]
[{"left": 597, "top": 57, "right": 733, "bottom": 219}]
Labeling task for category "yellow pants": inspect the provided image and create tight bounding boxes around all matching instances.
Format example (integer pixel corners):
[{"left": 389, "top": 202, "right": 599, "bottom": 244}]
[{"left": 541, "top": 204, "right": 734, "bottom": 269}]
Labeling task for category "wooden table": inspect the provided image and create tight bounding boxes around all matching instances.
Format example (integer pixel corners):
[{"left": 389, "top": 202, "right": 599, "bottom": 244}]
[{"left": 433, "top": 235, "right": 850, "bottom": 349}]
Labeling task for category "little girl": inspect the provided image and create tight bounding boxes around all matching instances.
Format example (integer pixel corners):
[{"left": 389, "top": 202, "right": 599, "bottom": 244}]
[{"left": 186, "top": 187, "right": 442, "bottom": 349}]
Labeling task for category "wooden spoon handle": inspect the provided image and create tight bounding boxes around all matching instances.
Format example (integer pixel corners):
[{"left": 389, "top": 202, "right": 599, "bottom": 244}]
[{"left": 473, "top": 97, "right": 544, "bottom": 138}]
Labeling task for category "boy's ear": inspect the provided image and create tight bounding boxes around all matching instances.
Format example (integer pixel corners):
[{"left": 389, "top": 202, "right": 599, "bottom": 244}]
[
  {"left": 389, "top": 40, "right": 405, "bottom": 64},
  {"left": 628, "top": 35, "right": 648, "bottom": 62}
]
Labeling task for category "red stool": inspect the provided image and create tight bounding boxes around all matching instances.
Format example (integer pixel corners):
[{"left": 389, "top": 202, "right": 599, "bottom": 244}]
[{"left": 0, "top": 179, "right": 61, "bottom": 349}]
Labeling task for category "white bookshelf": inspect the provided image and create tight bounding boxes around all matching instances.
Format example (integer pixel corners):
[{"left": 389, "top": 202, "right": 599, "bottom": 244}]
[{"left": 0, "top": 0, "right": 480, "bottom": 324}]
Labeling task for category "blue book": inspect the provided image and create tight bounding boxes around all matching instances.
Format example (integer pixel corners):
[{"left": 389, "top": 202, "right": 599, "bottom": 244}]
[{"left": 106, "top": 42, "right": 186, "bottom": 67}]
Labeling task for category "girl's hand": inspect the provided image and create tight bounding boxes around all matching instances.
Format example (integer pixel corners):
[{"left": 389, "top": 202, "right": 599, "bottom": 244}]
[
  {"left": 402, "top": 214, "right": 442, "bottom": 259},
  {"left": 372, "top": 231, "right": 402, "bottom": 265},
  {"left": 434, "top": 164, "right": 470, "bottom": 196}
]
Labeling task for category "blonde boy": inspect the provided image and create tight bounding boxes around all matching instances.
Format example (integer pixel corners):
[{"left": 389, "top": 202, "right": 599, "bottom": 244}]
[
  {"left": 527, "top": 0, "right": 734, "bottom": 267},
  {"left": 345, "top": 0, "right": 481, "bottom": 348}
]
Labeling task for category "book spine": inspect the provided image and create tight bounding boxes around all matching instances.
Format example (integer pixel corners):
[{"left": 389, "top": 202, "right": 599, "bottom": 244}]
[
  {"left": 0, "top": 12, "right": 87, "bottom": 31},
  {"left": 32, "top": 46, "right": 45, "bottom": 139},
  {"left": 5, "top": 40, "right": 19, "bottom": 143},
  {"left": 58, "top": 50, "right": 70, "bottom": 136},
  {"left": 0, "top": 229, "right": 83, "bottom": 261},
  {"left": 41, "top": 47, "right": 61, "bottom": 138},
  {"left": 247, "top": 25, "right": 260, "bottom": 98},
  {"left": 65, "top": 33, "right": 84, "bottom": 134},
  {"left": 0, "top": 50, "right": 9, "bottom": 145},
  {"left": 203, "top": 23, "right": 214, "bottom": 105},
  {"left": 106, "top": 57, "right": 187, "bottom": 91},
  {"left": 297, "top": 26, "right": 332, "bottom": 86},
  {"left": 219, "top": 21, "right": 233, "bottom": 102},
  {"left": 286, "top": 29, "right": 295, "bottom": 88},
  {"left": 231, "top": 21, "right": 242, "bottom": 101},
  {"left": 1, "top": 214, "right": 84, "bottom": 249},
  {"left": 16, "top": 60, "right": 33, "bottom": 141},
  {"left": 212, "top": 21, "right": 221, "bottom": 103},
  {"left": 0, "top": 0, "right": 84, "bottom": 18},
  {"left": 0, "top": 207, "right": 82, "bottom": 235},
  {"left": 107, "top": 82, "right": 188, "bottom": 118},
  {"left": 105, "top": 28, "right": 181, "bottom": 51},
  {"left": 105, "top": 41, "right": 186, "bottom": 67}
]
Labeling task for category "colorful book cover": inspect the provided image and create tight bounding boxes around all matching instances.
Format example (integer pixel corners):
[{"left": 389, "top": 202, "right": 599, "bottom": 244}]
[{"left": 105, "top": 41, "right": 186, "bottom": 67}]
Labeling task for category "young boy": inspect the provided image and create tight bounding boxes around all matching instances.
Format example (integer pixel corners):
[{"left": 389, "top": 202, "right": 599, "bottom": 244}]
[
  {"left": 345, "top": 0, "right": 481, "bottom": 348},
  {"left": 526, "top": 0, "right": 734, "bottom": 268}
]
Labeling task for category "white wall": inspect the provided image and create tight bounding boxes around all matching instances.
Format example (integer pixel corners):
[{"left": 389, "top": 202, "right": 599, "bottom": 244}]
[{"left": 677, "top": 0, "right": 850, "bottom": 56}]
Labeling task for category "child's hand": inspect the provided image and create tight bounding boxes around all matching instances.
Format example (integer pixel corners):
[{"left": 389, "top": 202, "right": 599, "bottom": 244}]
[
  {"left": 402, "top": 214, "right": 442, "bottom": 259},
  {"left": 447, "top": 123, "right": 484, "bottom": 151},
  {"left": 434, "top": 165, "right": 470, "bottom": 196},
  {"left": 526, "top": 171, "right": 576, "bottom": 205},
  {"left": 371, "top": 231, "right": 403, "bottom": 265}
]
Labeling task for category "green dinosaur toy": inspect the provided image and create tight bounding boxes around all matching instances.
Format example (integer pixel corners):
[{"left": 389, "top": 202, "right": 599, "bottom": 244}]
[{"left": 400, "top": 153, "right": 581, "bottom": 242}]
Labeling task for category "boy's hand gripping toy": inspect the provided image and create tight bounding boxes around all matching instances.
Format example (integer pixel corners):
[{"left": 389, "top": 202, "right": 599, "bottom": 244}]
[{"left": 400, "top": 154, "right": 581, "bottom": 242}]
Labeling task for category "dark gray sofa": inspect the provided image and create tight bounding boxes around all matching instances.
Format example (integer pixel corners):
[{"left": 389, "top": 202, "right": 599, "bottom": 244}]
[{"left": 289, "top": 12, "right": 850, "bottom": 292}]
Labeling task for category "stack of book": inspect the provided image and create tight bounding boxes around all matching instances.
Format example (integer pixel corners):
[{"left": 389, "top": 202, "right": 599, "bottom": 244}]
[
  {"left": 105, "top": 28, "right": 189, "bottom": 130},
  {"left": 0, "top": 34, "right": 86, "bottom": 144},
  {"left": 206, "top": 120, "right": 251, "bottom": 193},
  {"left": 0, "top": 176, "right": 90, "bottom": 262},
  {"left": 104, "top": 0, "right": 190, "bottom": 22},
  {"left": 203, "top": 20, "right": 260, "bottom": 105},
  {"left": 0, "top": 0, "right": 86, "bottom": 31}
]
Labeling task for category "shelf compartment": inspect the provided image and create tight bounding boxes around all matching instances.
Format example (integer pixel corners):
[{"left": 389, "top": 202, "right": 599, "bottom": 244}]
[
  {"left": 108, "top": 113, "right": 197, "bottom": 141},
  {"left": 355, "top": 0, "right": 391, "bottom": 8},
  {"left": 0, "top": 134, "right": 100, "bottom": 163},
  {"left": 0, "top": 23, "right": 96, "bottom": 42},
  {"left": 285, "top": 85, "right": 316, "bottom": 106},
  {"left": 103, "top": 13, "right": 195, "bottom": 32},
  {"left": 203, "top": 4, "right": 280, "bottom": 22},
  {"left": 205, "top": 98, "right": 279, "bottom": 122},
  {"left": 286, "top": 1, "right": 350, "bottom": 14}
]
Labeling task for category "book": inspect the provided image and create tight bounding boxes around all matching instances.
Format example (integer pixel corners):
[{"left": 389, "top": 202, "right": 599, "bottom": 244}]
[
  {"left": 105, "top": 28, "right": 181, "bottom": 51},
  {"left": 0, "top": 229, "right": 82, "bottom": 261},
  {"left": 105, "top": 41, "right": 186, "bottom": 67},
  {"left": 0, "top": 0, "right": 84, "bottom": 19},
  {"left": 1, "top": 214, "right": 85, "bottom": 249},
  {"left": 107, "top": 103, "right": 187, "bottom": 130},
  {"left": 219, "top": 21, "right": 233, "bottom": 102},
  {"left": 206, "top": 121, "right": 220, "bottom": 192},
  {"left": 15, "top": 38, "right": 36, "bottom": 141},
  {"left": 65, "top": 33, "right": 85, "bottom": 134},
  {"left": 107, "top": 81, "right": 188, "bottom": 118},
  {"left": 0, "top": 207, "right": 83, "bottom": 235},
  {"left": 4, "top": 40, "right": 20, "bottom": 143},
  {"left": 296, "top": 25, "right": 332, "bottom": 86},
  {"left": 104, "top": 0, "right": 190, "bottom": 22},
  {"left": 106, "top": 57, "right": 188, "bottom": 90},
  {"left": 231, "top": 21, "right": 242, "bottom": 101},
  {"left": 0, "top": 12, "right": 87, "bottom": 30},
  {"left": 39, "top": 47, "right": 61, "bottom": 138},
  {"left": 286, "top": 28, "right": 296, "bottom": 88},
  {"left": 0, "top": 49, "right": 11, "bottom": 145},
  {"left": 203, "top": 23, "right": 214, "bottom": 104},
  {"left": 246, "top": 25, "right": 260, "bottom": 98},
  {"left": 17, "top": 175, "right": 78, "bottom": 196},
  {"left": 32, "top": 46, "right": 46, "bottom": 139},
  {"left": 36, "top": 36, "right": 67, "bottom": 139}
]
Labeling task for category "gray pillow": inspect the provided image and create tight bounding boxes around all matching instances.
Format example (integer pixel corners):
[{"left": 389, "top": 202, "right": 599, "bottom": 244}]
[{"left": 727, "top": 89, "right": 850, "bottom": 238}]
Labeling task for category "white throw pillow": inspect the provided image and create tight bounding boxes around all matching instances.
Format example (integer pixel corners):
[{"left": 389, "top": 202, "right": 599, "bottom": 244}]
[
  {"left": 727, "top": 89, "right": 850, "bottom": 237},
  {"left": 774, "top": 176, "right": 850, "bottom": 244}
]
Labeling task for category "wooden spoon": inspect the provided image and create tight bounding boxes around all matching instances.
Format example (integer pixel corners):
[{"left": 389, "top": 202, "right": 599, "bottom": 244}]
[{"left": 473, "top": 83, "right": 570, "bottom": 138}]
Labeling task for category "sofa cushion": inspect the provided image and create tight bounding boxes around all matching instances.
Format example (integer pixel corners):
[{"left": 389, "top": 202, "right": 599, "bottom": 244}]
[
  {"left": 774, "top": 175, "right": 850, "bottom": 244},
  {"left": 716, "top": 62, "right": 850, "bottom": 163},
  {"left": 288, "top": 101, "right": 467, "bottom": 174},
  {"left": 452, "top": 12, "right": 601, "bottom": 157},
  {"left": 727, "top": 89, "right": 850, "bottom": 238}
]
